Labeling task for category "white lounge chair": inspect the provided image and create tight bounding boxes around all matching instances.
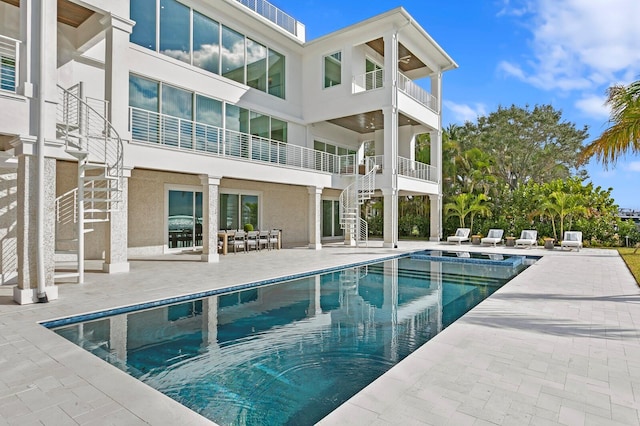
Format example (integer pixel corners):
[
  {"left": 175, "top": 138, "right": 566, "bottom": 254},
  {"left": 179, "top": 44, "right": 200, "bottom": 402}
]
[
  {"left": 447, "top": 228, "right": 471, "bottom": 245},
  {"left": 561, "top": 231, "right": 583, "bottom": 251},
  {"left": 515, "top": 230, "right": 537, "bottom": 248},
  {"left": 481, "top": 229, "right": 504, "bottom": 247}
]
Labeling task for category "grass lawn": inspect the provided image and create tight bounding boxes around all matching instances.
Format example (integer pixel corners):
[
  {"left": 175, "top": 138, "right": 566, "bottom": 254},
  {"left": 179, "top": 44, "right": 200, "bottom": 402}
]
[{"left": 618, "top": 248, "right": 640, "bottom": 285}]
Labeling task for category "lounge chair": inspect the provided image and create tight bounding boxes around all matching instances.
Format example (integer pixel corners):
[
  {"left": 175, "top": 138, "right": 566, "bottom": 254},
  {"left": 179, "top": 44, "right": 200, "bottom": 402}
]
[
  {"left": 561, "top": 231, "right": 582, "bottom": 251},
  {"left": 515, "top": 230, "right": 537, "bottom": 248},
  {"left": 447, "top": 228, "right": 471, "bottom": 245},
  {"left": 232, "top": 230, "right": 246, "bottom": 253},
  {"left": 481, "top": 229, "right": 504, "bottom": 247}
]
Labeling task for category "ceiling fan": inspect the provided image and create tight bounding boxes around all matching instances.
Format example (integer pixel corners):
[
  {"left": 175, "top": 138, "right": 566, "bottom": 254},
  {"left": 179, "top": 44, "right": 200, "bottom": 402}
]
[{"left": 398, "top": 55, "right": 412, "bottom": 64}]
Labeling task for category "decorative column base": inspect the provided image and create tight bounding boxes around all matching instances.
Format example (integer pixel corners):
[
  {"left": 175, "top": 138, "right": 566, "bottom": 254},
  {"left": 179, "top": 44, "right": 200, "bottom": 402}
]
[
  {"left": 13, "top": 285, "right": 58, "bottom": 305},
  {"left": 383, "top": 242, "right": 397, "bottom": 248},
  {"left": 201, "top": 253, "right": 220, "bottom": 263},
  {"left": 308, "top": 243, "right": 322, "bottom": 250},
  {"left": 102, "top": 262, "right": 130, "bottom": 274}
]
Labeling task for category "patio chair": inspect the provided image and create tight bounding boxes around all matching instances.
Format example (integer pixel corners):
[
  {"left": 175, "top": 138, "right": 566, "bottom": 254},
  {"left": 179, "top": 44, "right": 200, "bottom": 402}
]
[
  {"left": 481, "top": 229, "right": 504, "bottom": 247},
  {"left": 447, "top": 228, "right": 471, "bottom": 245},
  {"left": 561, "top": 231, "right": 583, "bottom": 251},
  {"left": 269, "top": 229, "right": 281, "bottom": 250},
  {"left": 246, "top": 230, "right": 259, "bottom": 251},
  {"left": 258, "top": 230, "right": 270, "bottom": 250},
  {"left": 515, "top": 230, "right": 537, "bottom": 248},
  {"left": 232, "top": 230, "right": 246, "bottom": 253}
]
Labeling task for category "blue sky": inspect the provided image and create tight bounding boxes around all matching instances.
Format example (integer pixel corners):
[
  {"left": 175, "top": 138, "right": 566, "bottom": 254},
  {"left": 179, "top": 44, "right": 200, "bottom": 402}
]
[{"left": 274, "top": 0, "right": 640, "bottom": 209}]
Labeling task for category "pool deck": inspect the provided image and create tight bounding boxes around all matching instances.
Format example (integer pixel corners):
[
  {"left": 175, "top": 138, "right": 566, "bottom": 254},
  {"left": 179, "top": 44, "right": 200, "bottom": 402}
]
[{"left": 0, "top": 242, "right": 638, "bottom": 425}]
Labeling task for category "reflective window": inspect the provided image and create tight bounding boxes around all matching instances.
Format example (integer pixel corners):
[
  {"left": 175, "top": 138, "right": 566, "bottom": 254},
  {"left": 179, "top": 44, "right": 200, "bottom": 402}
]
[
  {"left": 221, "top": 26, "right": 245, "bottom": 84},
  {"left": 225, "top": 105, "right": 249, "bottom": 157},
  {"left": 160, "top": 0, "right": 190, "bottom": 63},
  {"left": 219, "top": 194, "right": 259, "bottom": 231},
  {"left": 162, "top": 84, "right": 193, "bottom": 147},
  {"left": 195, "top": 95, "right": 223, "bottom": 152},
  {"left": 246, "top": 39, "right": 267, "bottom": 92},
  {"left": 324, "top": 51, "right": 341, "bottom": 88},
  {"left": 168, "top": 190, "right": 203, "bottom": 249},
  {"left": 129, "top": 75, "right": 159, "bottom": 112},
  {"left": 193, "top": 11, "right": 219, "bottom": 74},
  {"left": 249, "top": 111, "right": 270, "bottom": 139},
  {"left": 130, "top": 0, "right": 157, "bottom": 50},
  {"left": 268, "top": 49, "right": 285, "bottom": 99},
  {"left": 270, "top": 118, "right": 287, "bottom": 142}
]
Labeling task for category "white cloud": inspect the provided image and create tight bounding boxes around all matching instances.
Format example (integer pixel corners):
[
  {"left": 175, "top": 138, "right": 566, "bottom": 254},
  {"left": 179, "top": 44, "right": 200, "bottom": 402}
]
[
  {"left": 499, "top": 0, "right": 640, "bottom": 92},
  {"left": 625, "top": 162, "right": 640, "bottom": 173},
  {"left": 443, "top": 101, "right": 487, "bottom": 123},
  {"left": 574, "top": 94, "right": 610, "bottom": 120}
]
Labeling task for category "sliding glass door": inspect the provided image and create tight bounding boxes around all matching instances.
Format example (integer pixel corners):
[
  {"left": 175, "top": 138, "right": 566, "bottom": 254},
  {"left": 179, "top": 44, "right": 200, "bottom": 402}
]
[{"left": 167, "top": 190, "right": 203, "bottom": 249}]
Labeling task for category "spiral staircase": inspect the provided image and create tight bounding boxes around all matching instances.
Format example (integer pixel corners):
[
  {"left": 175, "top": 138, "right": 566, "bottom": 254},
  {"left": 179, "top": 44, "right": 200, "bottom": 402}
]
[
  {"left": 339, "top": 159, "right": 377, "bottom": 247},
  {"left": 54, "top": 83, "right": 124, "bottom": 283}
]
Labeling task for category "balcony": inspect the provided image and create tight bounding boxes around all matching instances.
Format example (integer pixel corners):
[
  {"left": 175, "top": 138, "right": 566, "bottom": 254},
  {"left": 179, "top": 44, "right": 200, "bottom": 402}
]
[
  {"left": 366, "top": 155, "right": 437, "bottom": 183},
  {"left": 234, "top": 0, "right": 305, "bottom": 41},
  {"left": 0, "top": 34, "right": 19, "bottom": 93},
  {"left": 352, "top": 69, "right": 384, "bottom": 93},
  {"left": 129, "top": 107, "right": 355, "bottom": 174},
  {"left": 397, "top": 74, "right": 438, "bottom": 113}
]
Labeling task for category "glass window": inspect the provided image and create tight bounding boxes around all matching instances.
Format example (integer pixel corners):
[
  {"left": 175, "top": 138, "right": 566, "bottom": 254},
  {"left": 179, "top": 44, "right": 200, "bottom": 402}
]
[
  {"left": 324, "top": 51, "right": 341, "bottom": 88},
  {"left": 195, "top": 95, "right": 222, "bottom": 152},
  {"left": 322, "top": 200, "right": 343, "bottom": 237},
  {"left": 270, "top": 118, "right": 287, "bottom": 142},
  {"left": 249, "top": 112, "right": 270, "bottom": 139},
  {"left": 219, "top": 193, "right": 259, "bottom": 230},
  {"left": 225, "top": 105, "right": 249, "bottom": 157},
  {"left": 241, "top": 195, "right": 258, "bottom": 229},
  {"left": 219, "top": 194, "right": 239, "bottom": 230},
  {"left": 129, "top": 75, "right": 160, "bottom": 143},
  {"left": 268, "top": 49, "right": 285, "bottom": 99},
  {"left": 193, "top": 11, "right": 219, "bottom": 74},
  {"left": 221, "top": 25, "right": 245, "bottom": 84},
  {"left": 162, "top": 84, "right": 193, "bottom": 147},
  {"left": 130, "top": 0, "right": 157, "bottom": 50},
  {"left": 160, "top": 0, "right": 190, "bottom": 63},
  {"left": 365, "top": 58, "right": 383, "bottom": 90},
  {"left": 168, "top": 190, "right": 203, "bottom": 249},
  {"left": 246, "top": 39, "right": 267, "bottom": 92}
]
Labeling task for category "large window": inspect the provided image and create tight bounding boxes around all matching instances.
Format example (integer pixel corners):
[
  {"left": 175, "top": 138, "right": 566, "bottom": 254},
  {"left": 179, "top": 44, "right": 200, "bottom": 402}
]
[
  {"left": 219, "top": 193, "right": 259, "bottom": 230},
  {"left": 129, "top": 75, "right": 159, "bottom": 142},
  {"left": 129, "top": 0, "right": 285, "bottom": 99},
  {"left": 193, "top": 11, "right": 219, "bottom": 74},
  {"left": 167, "top": 189, "right": 203, "bottom": 250},
  {"left": 130, "top": 0, "right": 156, "bottom": 50},
  {"left": 159, "top": 0, "right": 190, "bottom": 63},
  {"left": 161, "top": 84, "right": 193, "bottom": 148},
  {"left": 322, "top": 200, "right": 343, "bottom": 238},
  {"left": 324, "top": 51, "right": 341, "bottom": 88}
]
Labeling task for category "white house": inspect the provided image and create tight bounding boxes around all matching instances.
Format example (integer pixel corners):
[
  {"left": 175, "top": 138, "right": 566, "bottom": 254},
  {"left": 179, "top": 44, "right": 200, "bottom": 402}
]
[{"left": 0, "top": 0, "right": 457, "bottom": 304}]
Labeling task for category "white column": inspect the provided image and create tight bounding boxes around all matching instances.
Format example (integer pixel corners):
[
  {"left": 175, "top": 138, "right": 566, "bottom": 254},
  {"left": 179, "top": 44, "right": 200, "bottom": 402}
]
[
  {"left": 13, "top": 150, "right": 57, "bottom": 304},
  {"left": 101, "top": 13, "right": 134, "bottom": 140},
  {"left": 382, "top": 105, "right": 399, "bottom": 249},
  {"left": 308, "top": 186, "right": 322, "bottom": 250},
  {"left": 430, "top": 194, "right": 443, "bottom": 242},
  {"left": 200, "top": 175, "right": 221, "bottom": 262},
  {"left": 382, "top": 187, "right": 398, "bottom": 248},
  {"left": 103, "top": 168, "right": 131, "bottom": 273}
]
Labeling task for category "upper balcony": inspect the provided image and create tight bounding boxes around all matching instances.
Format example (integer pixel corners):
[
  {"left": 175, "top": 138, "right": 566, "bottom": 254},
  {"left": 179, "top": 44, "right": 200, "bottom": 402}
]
[
  {"left": 234, "top": 0, "right": 306, "bottom": 42},
  {"left": 352, "top": 70, "right": 438, "bottom": 113}
]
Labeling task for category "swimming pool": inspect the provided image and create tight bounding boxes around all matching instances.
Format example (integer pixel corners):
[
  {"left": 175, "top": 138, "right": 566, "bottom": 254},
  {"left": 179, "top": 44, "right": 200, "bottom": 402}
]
[{"left": 46, "top": 253, "right": 531, "bottom": 425}]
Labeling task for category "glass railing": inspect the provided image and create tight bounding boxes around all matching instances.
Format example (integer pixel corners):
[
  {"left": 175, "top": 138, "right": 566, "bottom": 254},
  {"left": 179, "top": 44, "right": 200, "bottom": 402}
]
[
  {"left": 397, "top": 74, "right": 438, "bottom": 113},
  {"left": 129, "top": 107, "right": 355, "bottom": 174},
  {"left": 235, "top": 0, "right": 301, "bottom": 38},
  {"left": 0, "top": 34, "right": 19, "bottom": 93}
]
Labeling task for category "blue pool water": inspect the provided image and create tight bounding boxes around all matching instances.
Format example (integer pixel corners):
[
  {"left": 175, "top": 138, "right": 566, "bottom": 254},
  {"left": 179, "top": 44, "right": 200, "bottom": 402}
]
[{"left": 49, "top": 253, "right": 530, "bottom": 425}]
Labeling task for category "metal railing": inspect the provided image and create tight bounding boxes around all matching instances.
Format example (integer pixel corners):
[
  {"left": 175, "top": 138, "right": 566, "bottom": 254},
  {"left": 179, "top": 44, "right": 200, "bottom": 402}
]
[
  {"left": 0, "top": 35, "right": 19, "bottom": 93},
  {"left": 235, "top": 0, "right": 298, "bottom": 36},
  {"left": 130, "top": 107, "right": 355, "bottom": 174},
  {"left": 353, "top": 69, "right": 384, "bottom": 93},
  {"left": 397, "top": 73, "right": 438, "bottom": 113},
  {"left": 397, "top": 156, "right": 437, "bottom": 182}
]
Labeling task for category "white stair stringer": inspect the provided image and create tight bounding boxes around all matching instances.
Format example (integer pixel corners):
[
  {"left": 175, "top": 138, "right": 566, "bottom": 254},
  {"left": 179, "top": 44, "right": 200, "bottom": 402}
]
[
  {"left": 54, "top": 83, "right": 124, "bottom": 283},
  {"left": 339, "top": 162, "right": 377, "bottom": 247}
]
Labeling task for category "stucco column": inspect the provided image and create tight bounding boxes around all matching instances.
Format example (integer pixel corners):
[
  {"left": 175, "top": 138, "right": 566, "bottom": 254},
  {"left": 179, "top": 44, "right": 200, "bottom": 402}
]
[
  {"left": 13, "top": 150, "right": 57, "bottom": 304},
  {"left": 382, "top": 105, "right": 399, "bottom": 249},
  {"left": 103, "top": 168, "right": 131, "bottom": 273},
  {"left": 101, "top": 13, "right": 134, "bottom": 140},
  {"left": 430, "top": 127, "right": 443, "bottom": 241},
  {"left": 382, "top": 187, "right": 398, "bottom": 248},
  {"left": 308, "top": 186, "right": 322, "bottom": 250},
  {"left": 430, "top": 194, "right": 442, "bottom": 242},
  {"left": 200, "top": 175, "right": 221, "bottom": 263}
]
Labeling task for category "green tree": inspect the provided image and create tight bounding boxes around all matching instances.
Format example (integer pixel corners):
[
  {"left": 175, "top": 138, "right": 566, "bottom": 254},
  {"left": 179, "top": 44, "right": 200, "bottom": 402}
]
[
  {"left": 444, "top": 193, "right": 491, "bottom": 233},
  {"left": 581, "top": 80, "right": 640, "bottom": 167}
]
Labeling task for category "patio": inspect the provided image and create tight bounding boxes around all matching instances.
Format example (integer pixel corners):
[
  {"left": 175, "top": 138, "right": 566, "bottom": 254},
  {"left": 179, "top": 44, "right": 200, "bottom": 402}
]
[{"left": 0, "top": 242, "right": 638, "bottom": 425}]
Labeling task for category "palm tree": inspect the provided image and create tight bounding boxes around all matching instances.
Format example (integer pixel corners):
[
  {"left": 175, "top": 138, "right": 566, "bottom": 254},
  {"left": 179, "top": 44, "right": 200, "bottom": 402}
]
[
  {"left": 534, "top": 191, "right": 587, "bottom": 240},
  {"left": 581, "top": 80, "right": 640, "bottom": 167},
  {"left": 444, "top": 193, "right": 491, "bottom": 233}
]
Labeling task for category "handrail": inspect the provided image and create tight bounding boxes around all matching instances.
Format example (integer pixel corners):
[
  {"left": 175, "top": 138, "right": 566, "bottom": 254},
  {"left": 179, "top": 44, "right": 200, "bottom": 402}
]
[
  {"left": 235, "top": 0, "right": 299, "bottom": 36},
  {"left": 397, "top": 73, "right": 438, "bottom": 113},
  {"left": 0, "top": 34, "right": 19, "bottom": 93},
  {"left": 397, "top": 156, "right": 437, "bottom": 183},
  {"left": 353, "top": 69, "right": 384, "bottom": 93},
  {"left": 130, "top": 106, "right": 355, "bottom": 174}
]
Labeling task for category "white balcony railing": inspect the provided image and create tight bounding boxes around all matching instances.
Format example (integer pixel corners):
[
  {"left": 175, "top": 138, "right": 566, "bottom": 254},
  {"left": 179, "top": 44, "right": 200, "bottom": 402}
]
[
  {"left": 397, "top": 156, "right": 437, "bottom": 183},
  {"left": 397, "top": 74, "right": 438, "bottom": 113},
  {"left": 235, "top": 0, "right": 300, "bottom": 37},
  {"left": 0, "top": 35, "right": 19, "bottom": 93},
  {"left": 353, "top": 69, "right": 384, "bottom": 93},
  {"left": 130, "top": 107, "right": 355, "bottom": 174}
]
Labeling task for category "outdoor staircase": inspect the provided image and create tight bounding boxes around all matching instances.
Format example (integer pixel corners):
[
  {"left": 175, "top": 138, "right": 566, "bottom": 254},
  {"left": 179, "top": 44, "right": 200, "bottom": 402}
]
[
  {"left": 339, "top": 160, "right": 377, "bottom": 246},
  {"left": 54, "top": 83, "right": 124, "bottom": 283}
]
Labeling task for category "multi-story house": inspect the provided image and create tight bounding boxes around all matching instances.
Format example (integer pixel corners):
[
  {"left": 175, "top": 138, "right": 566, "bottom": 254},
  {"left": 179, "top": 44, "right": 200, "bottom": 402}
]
[{"left": 0, "top": 0, "right": 457, "bottom": 304}]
